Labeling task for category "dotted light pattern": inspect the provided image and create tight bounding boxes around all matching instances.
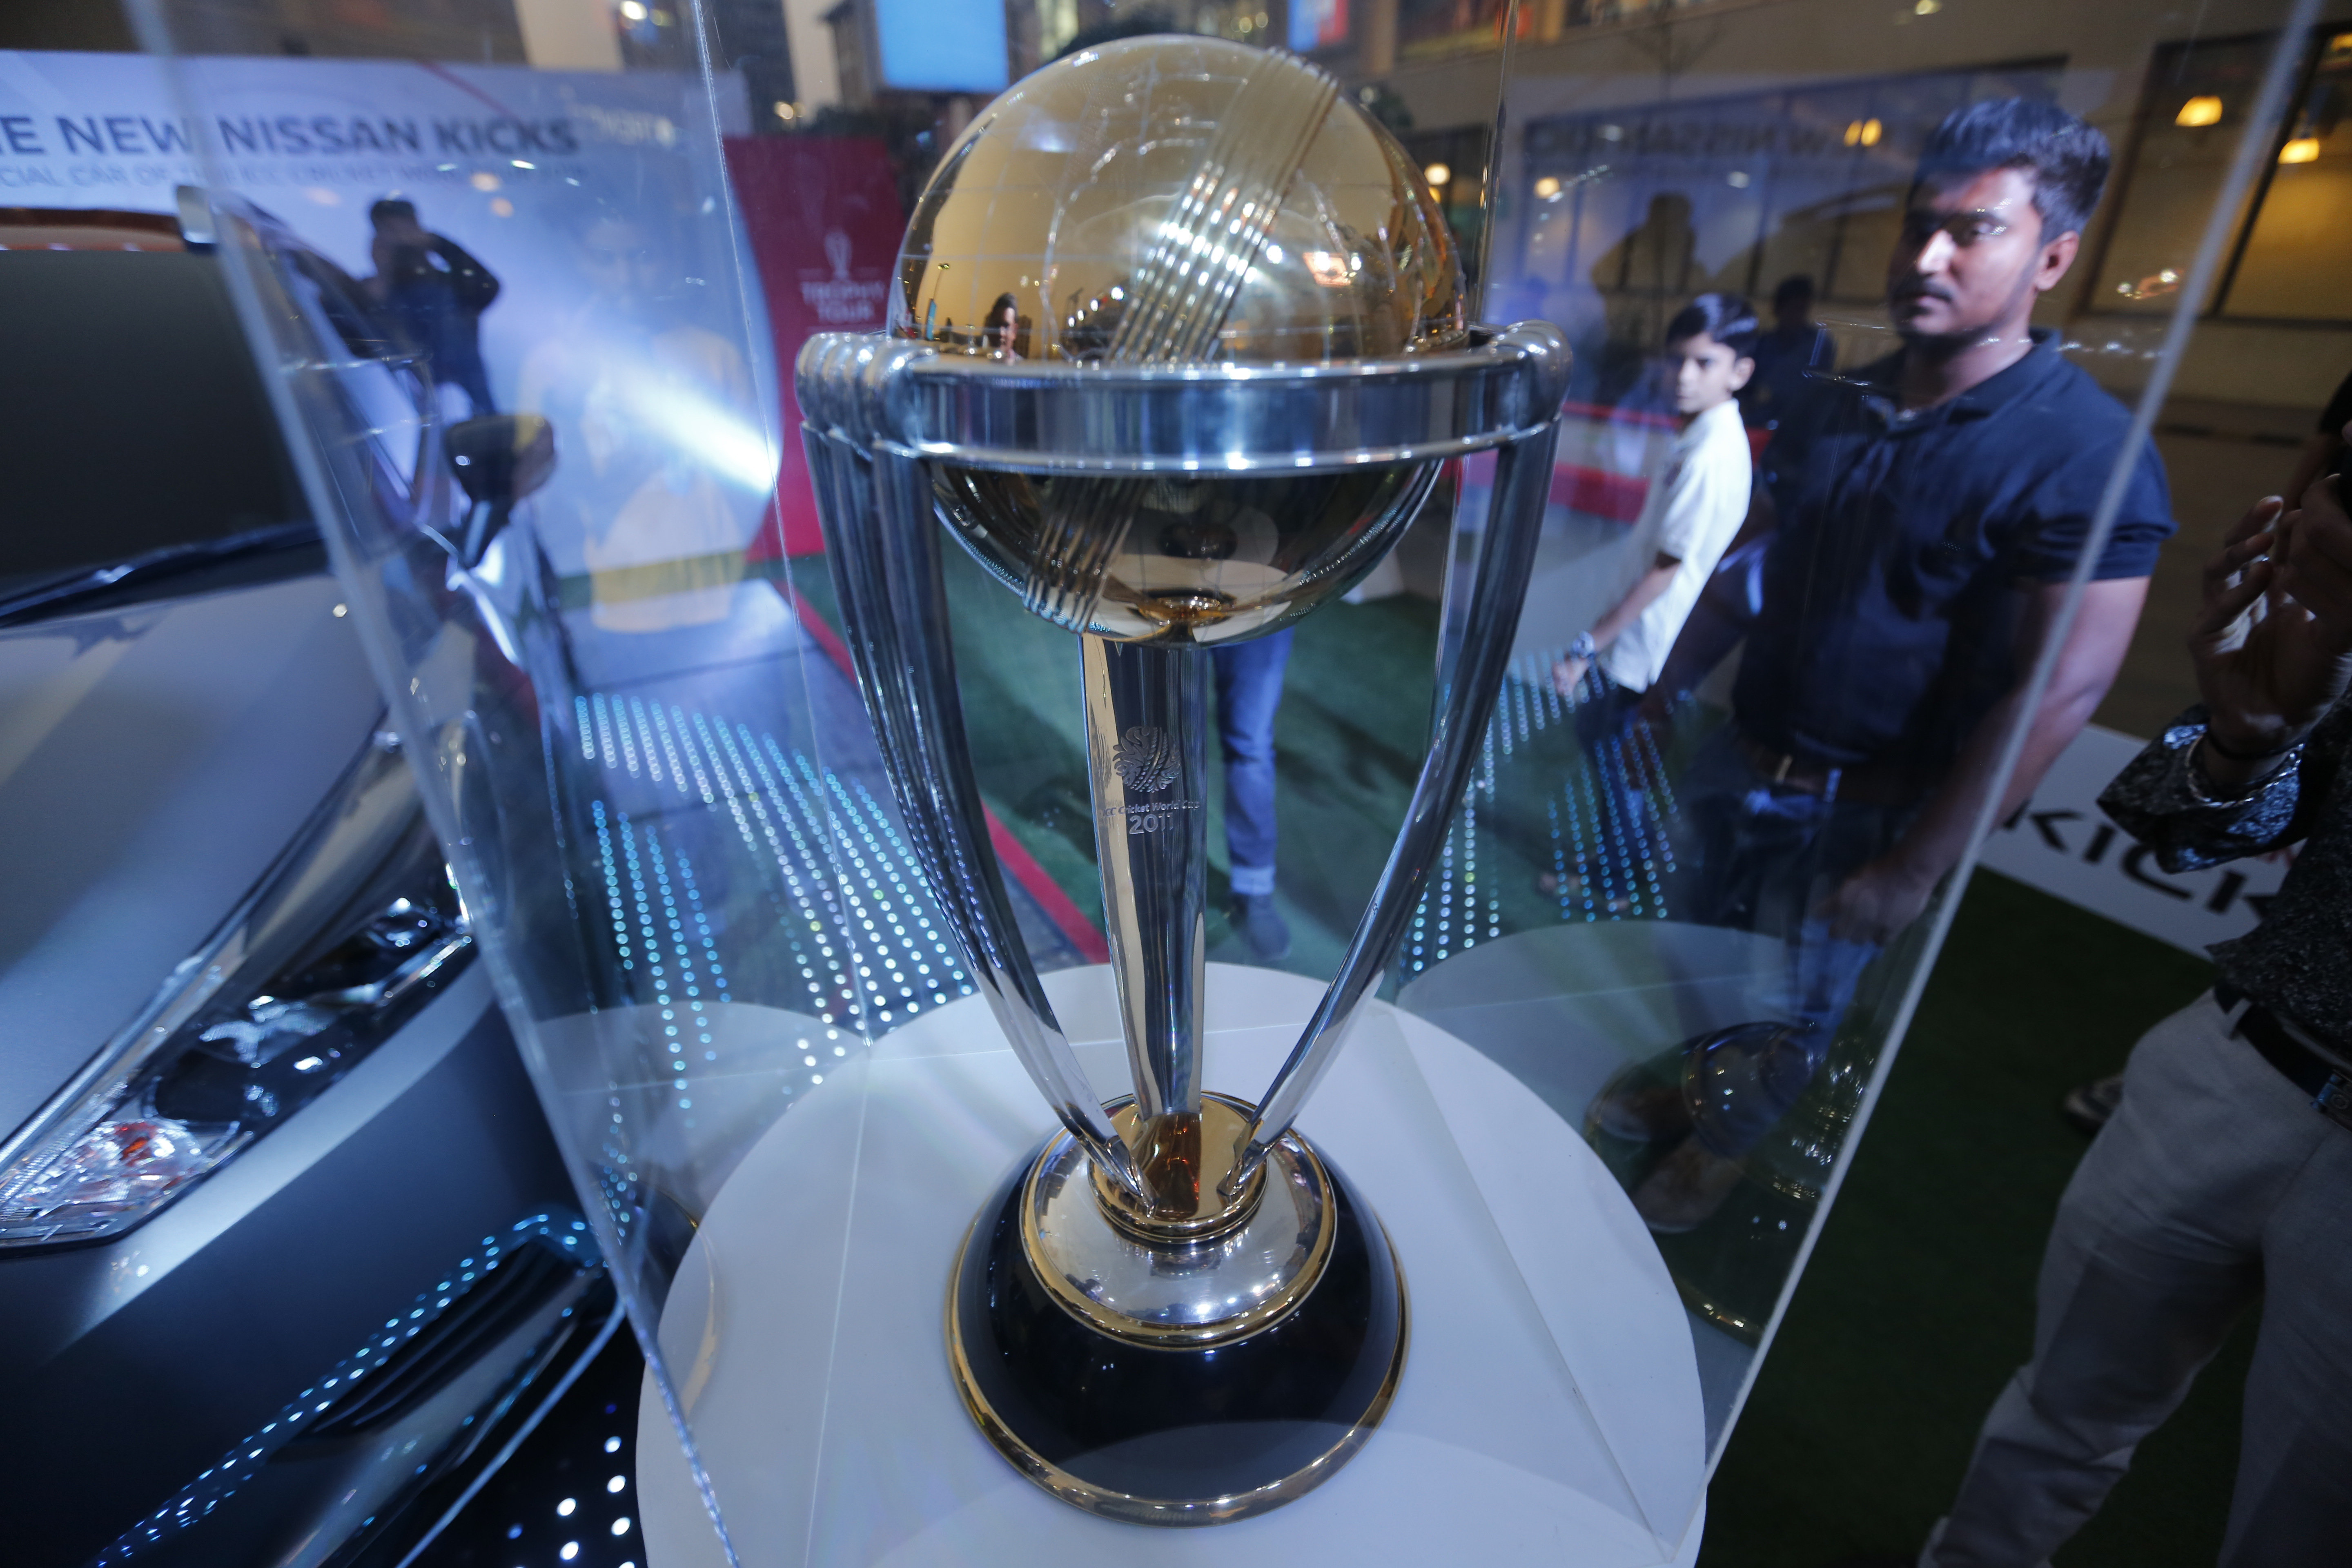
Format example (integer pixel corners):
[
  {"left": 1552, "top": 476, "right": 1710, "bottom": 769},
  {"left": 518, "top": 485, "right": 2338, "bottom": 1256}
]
[
  {"left": 589, "top": 805, "right": 731, "bottom": 1096},
  {"left": 1407, "top": 651, "right": 1680, "bottom": 973},
  {"left": 577, "top": 692, "right": 973, "bottom": 1074},
  {"left": 566, "top": 690, "right": 985, "bottom": 1268},
  {"left": 92, "top": 1213, "right": 599, "bottom": 1565}
]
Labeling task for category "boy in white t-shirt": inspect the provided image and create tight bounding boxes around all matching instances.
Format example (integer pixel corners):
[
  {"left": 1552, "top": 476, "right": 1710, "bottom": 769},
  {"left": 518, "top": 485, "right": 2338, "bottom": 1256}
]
[{"left": 1552, "top": 294, "right": 1759, "bottom": 898}]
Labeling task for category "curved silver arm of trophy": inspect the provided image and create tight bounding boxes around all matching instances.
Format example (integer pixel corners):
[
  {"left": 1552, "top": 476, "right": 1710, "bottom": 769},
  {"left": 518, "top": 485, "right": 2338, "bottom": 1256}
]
[
  {"left": 798, "top": 336, "right": 1143, "bottom": 1196},
  {"left": 801, "top": 322, "right": 1570, "bottom": 1206},
  {"left": 1227, "top": 323, "right": 1569, "bottom": 1196}
]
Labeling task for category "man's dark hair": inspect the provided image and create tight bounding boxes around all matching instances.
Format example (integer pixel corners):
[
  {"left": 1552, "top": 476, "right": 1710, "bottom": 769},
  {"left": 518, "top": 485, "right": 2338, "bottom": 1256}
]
[
  {"left": 1666, "top": 292, "right": 1760, "bottom": 357},
  {"left": 1772, "top": 274, "right": 1815, "bottom": 308},
  {"left": 369, "top": 197, "right": 418, "bottom": 227},
  {"left": 1913, "top": 98, "right": 2111, "bottom": 242}
]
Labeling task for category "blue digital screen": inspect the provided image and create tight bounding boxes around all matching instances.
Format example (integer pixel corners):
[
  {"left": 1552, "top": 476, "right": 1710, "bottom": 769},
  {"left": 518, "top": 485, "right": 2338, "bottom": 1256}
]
[
  {"left": 1290, "top": 0, "right": 1349, "bottom": 52},
  {"left": 872, "top": 0, "right": 1010, "bottom": 94}
]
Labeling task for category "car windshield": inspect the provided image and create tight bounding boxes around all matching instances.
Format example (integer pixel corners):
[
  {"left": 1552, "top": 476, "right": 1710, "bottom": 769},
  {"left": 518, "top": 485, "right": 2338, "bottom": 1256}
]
[{"left": 0, "top": 247, "right": 312, "bottom": 605}]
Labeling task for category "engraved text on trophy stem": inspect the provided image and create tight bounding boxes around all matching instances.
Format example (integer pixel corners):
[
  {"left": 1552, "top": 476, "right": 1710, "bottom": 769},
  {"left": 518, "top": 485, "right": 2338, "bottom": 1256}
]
[
  {"left": 1111, "top": 801, "right": 1200, "bottom": 834},
  {"left": 1108, "top": 723, "right": 1194, "bottom": 834},
  {"left": 1111, "top": 724, "right": 1182, "bottom": 792}
]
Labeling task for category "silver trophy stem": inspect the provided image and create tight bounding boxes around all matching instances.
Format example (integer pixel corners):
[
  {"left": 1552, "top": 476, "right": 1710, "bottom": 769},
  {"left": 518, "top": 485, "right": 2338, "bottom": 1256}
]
[
  {"left": 1080, "top": 638, "right": 1209, "bottom": 1207},
  {"left": 1227, "top": 416, "right": 1562, "bottom": 1194}
]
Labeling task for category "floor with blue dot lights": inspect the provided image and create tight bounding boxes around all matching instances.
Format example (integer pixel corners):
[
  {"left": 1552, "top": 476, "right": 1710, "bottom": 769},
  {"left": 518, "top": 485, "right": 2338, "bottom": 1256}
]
[{"left": 410, "top": 1322, "right": 645, "bottom": 1568}]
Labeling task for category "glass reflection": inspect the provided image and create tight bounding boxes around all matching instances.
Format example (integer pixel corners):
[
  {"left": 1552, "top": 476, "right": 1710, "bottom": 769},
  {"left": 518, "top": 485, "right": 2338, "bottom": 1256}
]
[
  {"left": 517, "top": 196, "right": 765, "bottom": 639},
  {"left": 1418, "top": 90, "right": 2193, "bottom": 1357}
]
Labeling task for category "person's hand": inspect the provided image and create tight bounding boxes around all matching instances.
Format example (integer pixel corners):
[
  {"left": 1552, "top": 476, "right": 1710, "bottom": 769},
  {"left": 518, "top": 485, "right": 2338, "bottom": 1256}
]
[
  {"left": 2278, "top": 454, "right": 2352, "bottom": 643},
  {"left": 1814, "top": 854, "right": 1939, "bottom": 945},
  {"left": 1552, "top": 654, "right": 1590, "bottom": 699},
  {"left": 2189, "top": 457, "right": 2352, "bottom": 760}
]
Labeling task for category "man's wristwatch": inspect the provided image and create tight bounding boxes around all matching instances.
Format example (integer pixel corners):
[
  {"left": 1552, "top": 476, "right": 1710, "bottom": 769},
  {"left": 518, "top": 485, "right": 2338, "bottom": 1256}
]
[
  {"left": 2188, "top": 729, "right": 2304, "bottom": 803},
  {"left": 1567, "top": 632, "right": 1598, "bottom": 662},
  {"left": 2203, "top": 724, "right": 2299, "bottom": 763}
]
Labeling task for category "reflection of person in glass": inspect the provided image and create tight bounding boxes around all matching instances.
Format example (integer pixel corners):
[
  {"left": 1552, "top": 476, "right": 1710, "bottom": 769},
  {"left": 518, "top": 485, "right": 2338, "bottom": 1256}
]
[
  {"left": 367, "top": 198, "right": 500, "bottom": 415},
  {"left": 1599, "top": 191, "right": 1698, "bottom": 301},
  {"left": 517, "top": 199, "right": 757, "bottom": 634},
  {"left": 1214, "top": 631, "right": 1294, "bottom": 961},
  {"left": 1597, "top": 100, "right": 2176, "bottom": 1229},
  {"left": 1552, "top": 294, "right": 1757, "bottom": 902},
  {"left": 1737, "top": 273, "right": 1835, "bottom": 431},
  {"left": 985, "top": 290, "right": 1022, "bottom": 360},
  {"left": 1921, "top": 446, "right": 2352, "bottom": 1568},
  {"left": 1588, "top": 192, "right": 1700, "bottom": 402}
]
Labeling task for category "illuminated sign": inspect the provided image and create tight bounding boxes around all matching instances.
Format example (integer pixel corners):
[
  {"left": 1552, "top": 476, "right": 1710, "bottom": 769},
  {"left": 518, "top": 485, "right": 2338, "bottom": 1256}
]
[
  {"left": 872, "top": 0, "right": 1009, "bottom": 94},
  {"left": 1290, "top": 0, "right": 1349, "bottom": 51}
]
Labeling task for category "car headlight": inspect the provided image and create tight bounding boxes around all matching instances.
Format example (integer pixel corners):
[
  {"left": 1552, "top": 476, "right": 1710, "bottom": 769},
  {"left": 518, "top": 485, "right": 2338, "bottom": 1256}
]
[{"left": 0, "top": 731, "right": 471, "bottom": 1250}]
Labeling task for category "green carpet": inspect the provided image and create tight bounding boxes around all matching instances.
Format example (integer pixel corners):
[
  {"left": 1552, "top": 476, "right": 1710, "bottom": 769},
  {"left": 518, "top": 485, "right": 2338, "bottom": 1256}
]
[{"left": 1699, "top": 869, "right": 2249, "bottom": 1568}]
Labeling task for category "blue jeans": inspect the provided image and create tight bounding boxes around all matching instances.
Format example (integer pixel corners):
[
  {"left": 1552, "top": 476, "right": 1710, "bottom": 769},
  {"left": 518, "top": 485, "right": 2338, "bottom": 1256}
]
[
  {"left": 1211, "top": 631, "right": 1291, "bottom": 898},
  {"left": 388, "top": 285, "right": 496, "bottom": 415},
  {"left": 1667, "top": 728, "right": 1916, "bottom": 1154},
  {"left": 1573, "top": 673, "right": 1655, "bottom": 877}
]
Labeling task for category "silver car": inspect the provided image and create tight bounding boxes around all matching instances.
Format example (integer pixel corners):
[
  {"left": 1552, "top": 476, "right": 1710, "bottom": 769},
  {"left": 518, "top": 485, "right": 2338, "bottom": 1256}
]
[{"left": 0, "top": 203, "right": 605, "bottom": 1568}]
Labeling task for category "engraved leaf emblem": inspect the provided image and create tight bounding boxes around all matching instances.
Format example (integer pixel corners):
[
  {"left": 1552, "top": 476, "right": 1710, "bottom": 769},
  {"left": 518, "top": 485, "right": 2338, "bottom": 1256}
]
[{"left": 1111, "top": 725, "right": 1181, "bottom": 793}]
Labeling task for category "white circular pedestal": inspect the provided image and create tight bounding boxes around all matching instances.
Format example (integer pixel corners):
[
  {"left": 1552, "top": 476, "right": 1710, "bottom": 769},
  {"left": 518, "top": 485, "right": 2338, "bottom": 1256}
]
[{"left": 637, "top": 962, "right": 1706, "bottom": 1566}]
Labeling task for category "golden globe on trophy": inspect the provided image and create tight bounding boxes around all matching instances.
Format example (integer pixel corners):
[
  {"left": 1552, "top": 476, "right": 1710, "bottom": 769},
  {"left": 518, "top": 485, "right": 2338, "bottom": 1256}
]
[{"left": 797, "top": 35, "right": 1568, "bottom": 1525}]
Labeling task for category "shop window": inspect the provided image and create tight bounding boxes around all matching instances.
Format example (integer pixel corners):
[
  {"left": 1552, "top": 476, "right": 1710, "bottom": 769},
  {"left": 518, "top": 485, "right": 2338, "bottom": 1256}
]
[
  {"left": 2092, "top": 27, "right": 2352, "bottom": 323},
  {"left": 2221, "top": 29, "right": 2351, "bottom": 321},
  {"left": 1511, "top": 58, "right": 2062, "bottom": 352},
  {"left": 1403, "top": 122, "right": 1495, "bottom": 283},
  {"left": 1399, "top": 0, "right": 1499, "bottom": 59}
]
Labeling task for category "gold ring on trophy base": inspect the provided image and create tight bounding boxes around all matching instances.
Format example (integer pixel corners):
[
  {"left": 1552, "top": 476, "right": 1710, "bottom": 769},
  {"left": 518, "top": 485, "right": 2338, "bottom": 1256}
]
[
  {"left": 947, "top": 1146, "right": 1410, "bottom": 1526},
  {"left": 1088, "top": 1094, "right": 1265, "bottom": 1242},
  {"left": 1755, "top": 1161, "right": 1827, "bottom": 1205},
  {"left": 1028, "top": 1095, "right": 1334, "bottom": 1349},
  {"left": 1674, "top": 1276, "right": 1764, "bottom": 1342}
]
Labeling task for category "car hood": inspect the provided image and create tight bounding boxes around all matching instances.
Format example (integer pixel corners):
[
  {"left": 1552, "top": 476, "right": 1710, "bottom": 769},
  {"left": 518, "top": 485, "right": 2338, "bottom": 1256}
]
[{"left": 0, "top": 574, "right": 381, "bottom": 1147}]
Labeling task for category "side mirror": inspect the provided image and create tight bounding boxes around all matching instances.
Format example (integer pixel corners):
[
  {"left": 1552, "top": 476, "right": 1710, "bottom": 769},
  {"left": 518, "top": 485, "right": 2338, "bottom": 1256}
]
[
  {"left": 446, "top": 414, "right": 557, "bottom": 508},
  {"left": 445, "top": 415, "right": 556, "bottom": 568},
  {"left": 174, "top": 184, "right": 216, "bottom": 251}
]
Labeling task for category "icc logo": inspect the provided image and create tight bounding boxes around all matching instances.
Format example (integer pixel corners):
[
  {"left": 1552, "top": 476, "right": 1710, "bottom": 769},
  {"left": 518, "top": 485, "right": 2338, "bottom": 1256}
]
[
  {"left": 1112, "top": 726, "right": 1181, "bottom": 793},
  {"left": 802, "top": 229, "right": 885, "bottom": 323}
]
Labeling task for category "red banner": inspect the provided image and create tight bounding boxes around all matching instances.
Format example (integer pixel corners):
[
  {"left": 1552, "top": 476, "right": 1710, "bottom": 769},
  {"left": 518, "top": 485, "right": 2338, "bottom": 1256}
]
[{"left": 724, "top": 136, "right": 904, "bottom": 558}]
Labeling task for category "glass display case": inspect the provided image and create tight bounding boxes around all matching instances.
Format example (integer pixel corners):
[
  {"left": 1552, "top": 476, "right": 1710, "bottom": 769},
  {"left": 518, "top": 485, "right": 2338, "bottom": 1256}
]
[{"left": 89, "top": 0, "right": 2336, "bottom": 1559}]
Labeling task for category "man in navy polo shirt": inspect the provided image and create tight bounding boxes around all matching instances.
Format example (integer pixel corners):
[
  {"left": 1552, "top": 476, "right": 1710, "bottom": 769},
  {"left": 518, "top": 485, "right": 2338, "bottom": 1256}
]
[{"left": 1600, "top": 99, "right": 2176, "bottom": 1229}]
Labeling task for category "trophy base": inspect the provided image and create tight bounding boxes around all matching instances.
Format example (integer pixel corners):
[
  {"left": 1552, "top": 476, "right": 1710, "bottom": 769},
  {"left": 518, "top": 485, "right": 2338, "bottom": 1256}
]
[{"left": 946, "top": 1127, "right": 1408, "bottom": 1526}]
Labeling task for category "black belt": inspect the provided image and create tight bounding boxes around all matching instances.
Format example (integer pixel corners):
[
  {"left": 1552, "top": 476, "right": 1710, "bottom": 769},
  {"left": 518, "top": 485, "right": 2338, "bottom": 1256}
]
[
  {"left": 2216, "top": 982, "right": 2352, "bottom": 1131},
  {"left": 1731, "top": 732, "right": 1922, "bottom": 807}
]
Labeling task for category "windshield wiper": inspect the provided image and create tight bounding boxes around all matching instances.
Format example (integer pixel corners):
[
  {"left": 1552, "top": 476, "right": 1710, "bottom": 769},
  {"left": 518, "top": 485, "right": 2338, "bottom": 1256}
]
[{"left": 0, "top": 522, "right": 321, "bottom": 629}]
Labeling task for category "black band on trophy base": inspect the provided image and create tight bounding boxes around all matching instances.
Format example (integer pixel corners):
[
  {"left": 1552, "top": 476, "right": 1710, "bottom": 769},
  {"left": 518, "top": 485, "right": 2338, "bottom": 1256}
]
[{"left": 946, "top": 1134, "right": 1409, "bottom": 1526}]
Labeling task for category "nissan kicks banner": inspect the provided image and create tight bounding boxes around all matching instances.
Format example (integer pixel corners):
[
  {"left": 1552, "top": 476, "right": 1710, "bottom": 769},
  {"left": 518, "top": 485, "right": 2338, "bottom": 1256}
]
[
  {"left": 0, "top": 50, "right": 900, "bottom": 570},
  {"left": 1975, "top": 722, "right": 2294, "bottom": 960},
  {"left": 0, "top": 53, "right": 751, "bottom": 311}
]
